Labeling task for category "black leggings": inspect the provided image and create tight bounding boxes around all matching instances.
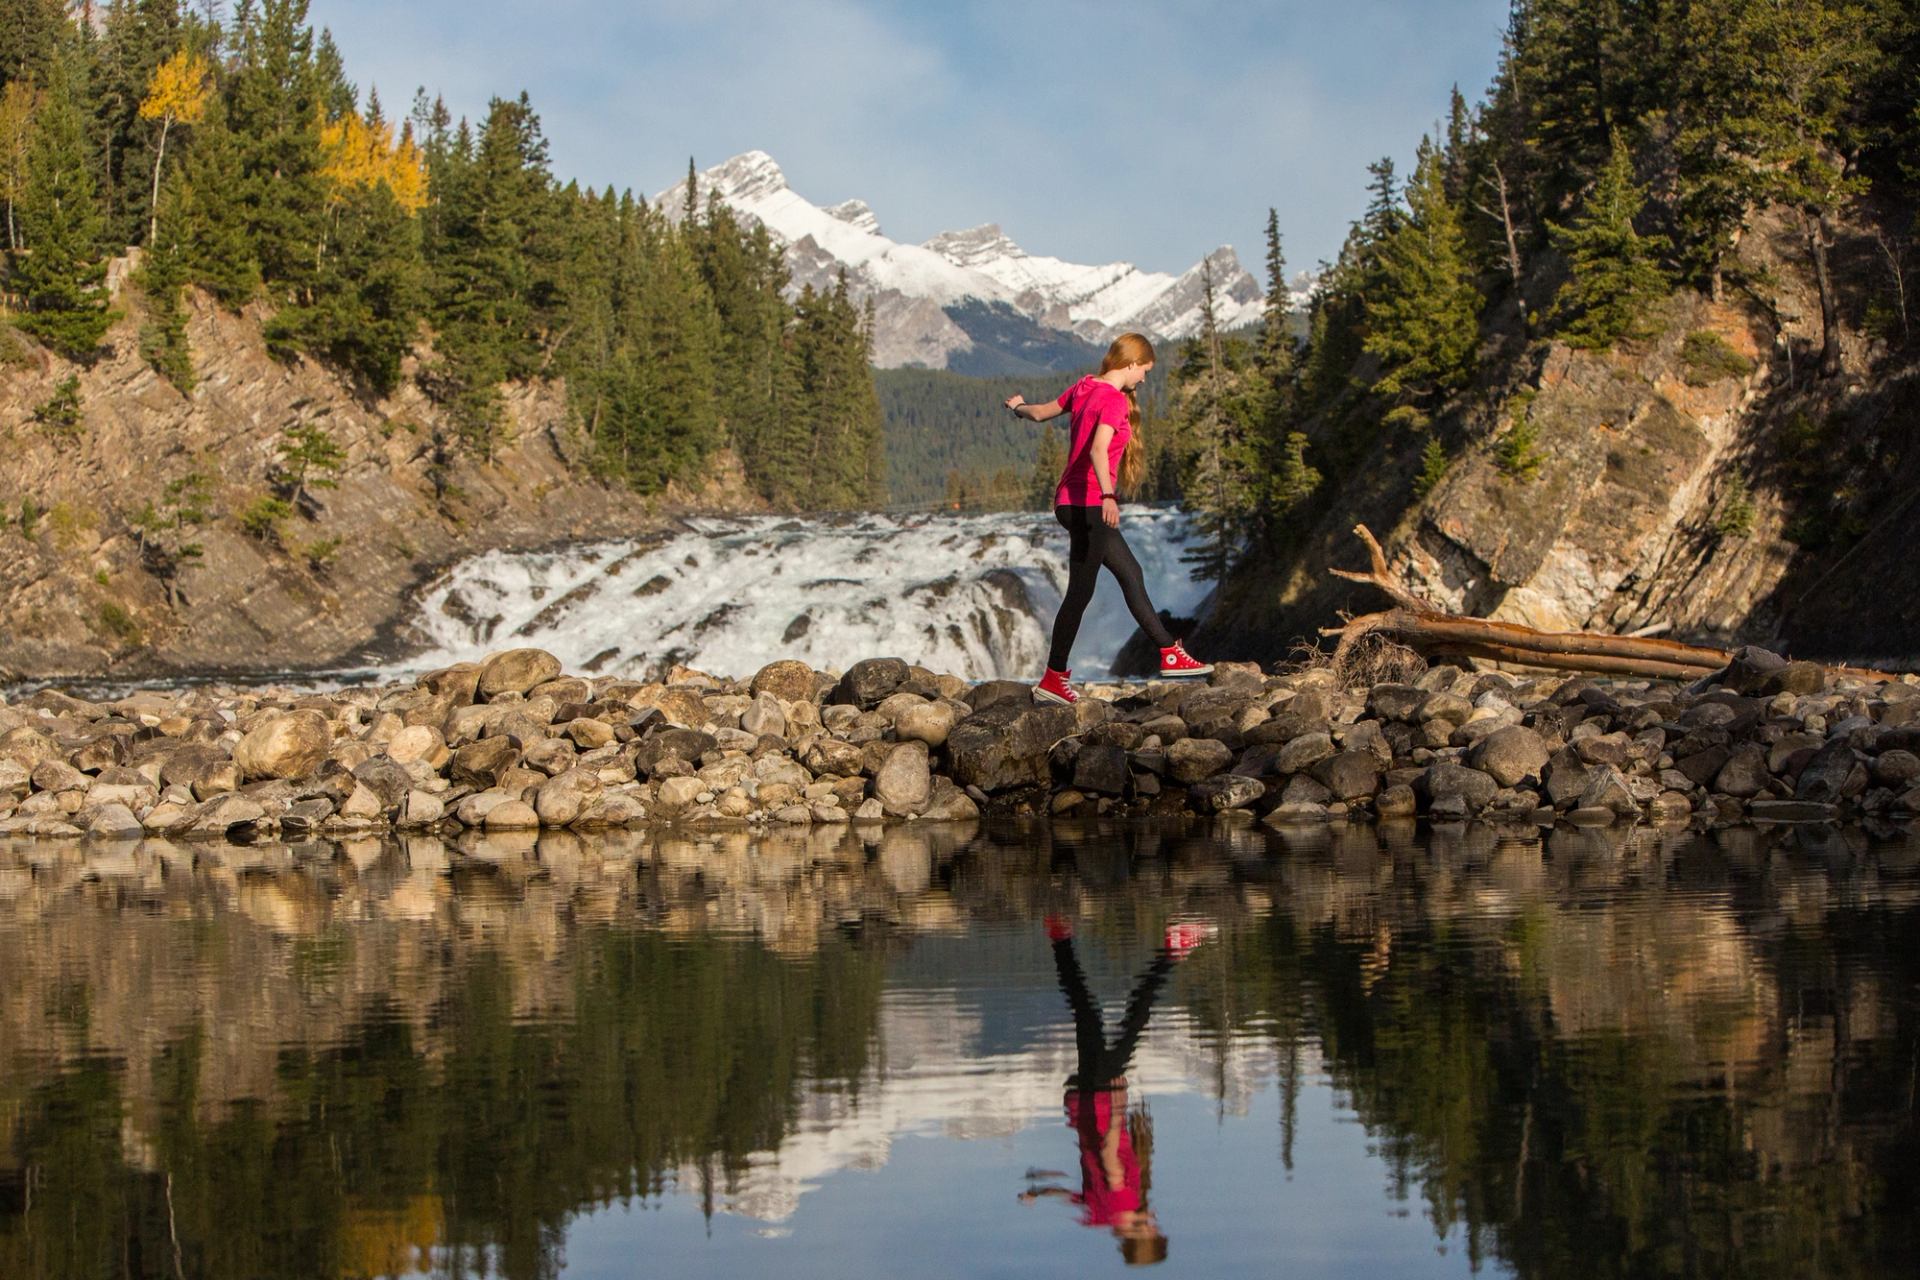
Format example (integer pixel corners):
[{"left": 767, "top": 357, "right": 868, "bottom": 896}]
[
  {"left": 1053, "top": 937, "right": 1177, "bottom": 1090},
  {"left": 1047, "top": 504, "right": 1174, "bottom": 671}
]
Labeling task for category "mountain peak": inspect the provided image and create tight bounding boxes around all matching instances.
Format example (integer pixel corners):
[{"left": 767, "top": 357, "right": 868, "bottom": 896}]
[
  {"left": 824, "top": 198, "right": 882, "bottom": 237},
  {"left": 924, "top": 223, "right": 1026, "bottom": 270}
]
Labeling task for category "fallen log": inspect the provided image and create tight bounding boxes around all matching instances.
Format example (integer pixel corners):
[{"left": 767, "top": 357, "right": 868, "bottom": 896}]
[{"left": 1320, "top": 525, "right": 1899, "bottom": 684}]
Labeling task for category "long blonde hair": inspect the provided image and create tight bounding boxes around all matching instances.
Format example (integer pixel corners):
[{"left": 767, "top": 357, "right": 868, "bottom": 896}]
[{"left": 1102, "top": 332, "right": 1155, "bottom": 494}]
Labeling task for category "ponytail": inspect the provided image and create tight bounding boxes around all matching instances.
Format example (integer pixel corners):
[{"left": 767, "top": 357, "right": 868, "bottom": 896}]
[{"left": 1102, "top": 332, "right": 1155, "bottom": 494}]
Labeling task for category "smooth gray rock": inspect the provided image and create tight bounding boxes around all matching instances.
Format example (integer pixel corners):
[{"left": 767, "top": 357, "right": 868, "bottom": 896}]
[
  {"left": 1468, "top": 725, "right": 1551, "bottom": 788},
  {"left": 875, "top": 741, "right": 933, "bottom": 816},
  {"left": 1418, "top": 763, "right": 1498, "bottom": 812},
  {"left": 1191, "top": 774, "right": 1265, "bottom": 813},
  {"left": 1168, "top": 738, "right": 1234, "bottom": 784}
]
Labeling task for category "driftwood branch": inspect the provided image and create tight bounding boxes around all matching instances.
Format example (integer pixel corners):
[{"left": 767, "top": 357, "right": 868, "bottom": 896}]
[{"left": 1321, "top": 525, "right": 1896, "bottom": 683}]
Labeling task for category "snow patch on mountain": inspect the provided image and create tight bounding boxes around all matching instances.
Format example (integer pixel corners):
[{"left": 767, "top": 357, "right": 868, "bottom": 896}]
[{"left": 654, "top": 151, "right": 1286, "bottom": 370}]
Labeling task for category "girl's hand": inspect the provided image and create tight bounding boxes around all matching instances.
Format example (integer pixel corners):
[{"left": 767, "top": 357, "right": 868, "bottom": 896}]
[
  {"left": 1101, "top": 496, "right": 1119, "bottom": 528},
  {"left": 1004, "top": 393, "right": 1026, "bottom": 415}
]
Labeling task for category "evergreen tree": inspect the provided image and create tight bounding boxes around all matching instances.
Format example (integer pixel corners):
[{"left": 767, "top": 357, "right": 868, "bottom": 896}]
[
  {"left": 0, "top": 0, "right": 71, "bottom": 92},
  {"left": 1547, "top": 130, "right": 1669, "bottom": 350},
  {"left": 10, "top": 51, "right": 117, "bottom": 359},
  {"left": 92, "top": 0, "right": 184, "bottom": 248},
  {"left": 428, "top": 93, "right": 556, "bottom": 449},
  {"left": 170, "top": 93, "right": 258, "bottom": 304},
  {"left": 138, "top": 162, "right": 194, "bottom": 388},
  {"left": 1174, "top": 261, "right": 1262, "bottom": 580},
  {"left": 226, "top": 0, "right": 326, "bottom": 299},
  {"left": 1363, "top": 138, "right": 1480, "bottom": 411}
]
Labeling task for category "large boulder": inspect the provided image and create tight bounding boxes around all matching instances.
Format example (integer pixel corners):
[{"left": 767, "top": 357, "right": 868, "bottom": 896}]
[
  {"left": 477, "top": 649, "right": 563, "bottom": 699},
  {"left": 750, "top": 660, "right": 821, "bottom": 704},
  {"left": 828, "top": 658, "right": 910, "bottom": 710},
  {"left": 874, "top": 741, "right": 933, "bottom": 816},
  {"left": 1168, "top": 738, "right": 1234, "bottom": 784},
  {"left": 632, "top": 728, "right": 717, "bottom": 776},
  {"left": 1190, "top": 775, "right": 1265, "bottom": 813},
  {"left": 233, "top": 710, "right": 331, "bottom": 781},
  {"left": 1795, "top": 740, "right": 1867, "bottom": 803},
  {"left": 1467, "top": 725, "right": 1551, "bottom": 788},
  {"left": 450, "top": 737, "right": 519, "bottom": 788},
  {"left": 1418, "top": 763, "right": 1499, "bottom": 812},
  {"left": 534, "top": 768, "right": 603, "bottom": 826},
  {"left": 948, "top": 701, "right": 1076, "bottom": 792},
  {"left": 1311, "top": 751, "right": 1382, "bottom": 801},
  {"left": 1072, "top": 743, "right": 1131, "bottom": 796}
]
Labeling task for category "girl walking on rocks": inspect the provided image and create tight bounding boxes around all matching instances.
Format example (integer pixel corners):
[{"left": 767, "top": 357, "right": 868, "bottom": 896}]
[{"left": 1005, "top": 332, "right": 1212, "bottom": 705}]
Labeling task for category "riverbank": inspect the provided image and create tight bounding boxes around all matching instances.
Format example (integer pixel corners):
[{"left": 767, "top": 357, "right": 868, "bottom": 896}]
[{"left": 1, "top": 646, "right": 1916, "bottom": 842}]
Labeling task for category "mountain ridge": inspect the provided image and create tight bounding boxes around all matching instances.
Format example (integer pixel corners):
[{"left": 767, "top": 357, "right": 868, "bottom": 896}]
[{"left": 656, "top": 150, "right": 1281, "bottom": 370}]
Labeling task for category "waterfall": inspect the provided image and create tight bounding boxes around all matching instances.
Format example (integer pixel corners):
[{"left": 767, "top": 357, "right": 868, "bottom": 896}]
[{"left": 383, "top": 508, "right": 1207, "bottom": 682}]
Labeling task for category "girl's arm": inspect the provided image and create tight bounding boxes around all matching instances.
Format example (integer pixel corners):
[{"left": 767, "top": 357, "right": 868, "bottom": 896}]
[
  {"left": 1005, "top": 393, "right": 1067, "bottom": 422},
  {"left": 1090, "top": 423, "right": 1120, "bottom": 526}
]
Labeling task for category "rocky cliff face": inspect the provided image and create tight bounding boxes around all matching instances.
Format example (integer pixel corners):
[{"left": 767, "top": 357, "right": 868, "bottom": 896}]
[
  {"left": 0, "top": 274, "right": 752, "bottom": 681},
  {"left": 1193, "top": 205, "right": 1920, "bottom": 667}
]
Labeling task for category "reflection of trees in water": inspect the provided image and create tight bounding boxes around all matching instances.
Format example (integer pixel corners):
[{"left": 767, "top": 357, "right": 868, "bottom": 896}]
[
  {"left": 1155, "top": 820, "right": 1920, "bottom": 1279},
  {"left": 0, "top": 821, "right": 1916, "bottom": 1278}
]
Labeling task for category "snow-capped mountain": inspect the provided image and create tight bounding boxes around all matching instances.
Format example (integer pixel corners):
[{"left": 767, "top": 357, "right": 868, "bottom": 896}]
[{"left": 654, "top": 151, "right": 1278, "bottom": 373}]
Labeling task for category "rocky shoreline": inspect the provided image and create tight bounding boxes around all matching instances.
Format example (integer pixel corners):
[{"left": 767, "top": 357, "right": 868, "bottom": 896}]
[{"left": 1, "top": 647, "right": 1917, "bottom": 844}]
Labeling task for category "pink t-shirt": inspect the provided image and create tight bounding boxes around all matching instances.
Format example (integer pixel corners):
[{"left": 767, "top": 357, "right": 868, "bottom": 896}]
[
  {"left": 1053, "top": 376, "right": 1131, "bottom": 507},
  {"left": 1065, "top": 1089, "right": 1142, "bottom": 1226}
]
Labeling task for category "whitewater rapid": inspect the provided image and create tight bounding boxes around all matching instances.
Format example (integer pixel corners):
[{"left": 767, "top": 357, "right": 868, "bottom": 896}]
[{"left": 384, "top": 508, "right": 1208, "bottom": 683}]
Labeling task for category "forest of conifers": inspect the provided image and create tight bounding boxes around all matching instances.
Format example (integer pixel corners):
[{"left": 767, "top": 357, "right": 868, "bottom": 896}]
[{"left": 0, "top": 0, "right": 885, "bottom": 510}]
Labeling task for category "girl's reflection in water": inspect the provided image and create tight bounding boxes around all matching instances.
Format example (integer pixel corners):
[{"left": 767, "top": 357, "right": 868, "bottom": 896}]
[{"left": 1021, "top": 916, "right": 1213, "bottom": 1266}]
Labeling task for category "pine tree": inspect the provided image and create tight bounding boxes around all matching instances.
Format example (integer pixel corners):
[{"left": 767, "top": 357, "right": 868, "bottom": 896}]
[
  {"left": 1547, "top": 129, "right": 1669, "bottom": 350},
  {"left": 1028, "top": 422, "right": 1063, "bottom": 510},
  {"left": 171, "top": 94, "right": 259, "bottom": 305},
  {"left": 10, "top": 51, "right": 118, "bottom": 359},
  {"left": 1174, "top": 261, "right": 1262, "bottom": 580},
  {"left": 92, "top": 0, "right": 184, "bottom": 248},
  {"left": 0, "top": 0, "right": 71, "bottom": 92},
  {"left": 226, "top": 0, "right": 327, "bottom": 299},
  {"left": 1363, "top": 138, "right": 1480, "bottom": 409},
  {"left": 138, "top": 162, "right": 194, "bottom": 388}
]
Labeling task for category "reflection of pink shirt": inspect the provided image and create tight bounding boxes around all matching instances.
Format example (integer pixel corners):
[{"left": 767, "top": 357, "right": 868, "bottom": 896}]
[
  {"left": 1065, "top": 1089, "right": 1141, "bottom": 1226},
  {"left": 1054, "top": 376, "right": 1131, "bottom": 506}
]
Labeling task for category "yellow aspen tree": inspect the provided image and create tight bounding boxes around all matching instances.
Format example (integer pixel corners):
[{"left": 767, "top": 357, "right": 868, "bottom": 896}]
[
  {"left": 320, "top": 109, "right": 427, "bottom": 215},
  {"left": 0, "top": 81, "right": 35, "bottom": 253},
  {"left": 137, "top": 50, "right": 213, "bottom": 245}
]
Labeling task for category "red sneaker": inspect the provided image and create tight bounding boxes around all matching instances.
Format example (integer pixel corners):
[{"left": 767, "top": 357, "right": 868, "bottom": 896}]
[
  {"left": 1034, "top": 667, "right": 1077, "bottom": 706},
  {"left": 1158, "top": 641, "right": 1213, "bottom": 678},
  {"left": 1044, "top": 914, "right": 1074, "bottom": 942},
  {"left": 1163, "top": 920, "right": 1216, "bottom": 956}
]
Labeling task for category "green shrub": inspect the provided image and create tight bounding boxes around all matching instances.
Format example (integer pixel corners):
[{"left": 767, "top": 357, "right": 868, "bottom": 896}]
[
  {"left": 17, "top": 498, "right": 43, "bottom": 539},
  {"left": 238, "top": 494, "right": 294, "bottom": 543},
  {"left": 98, "top": 602, "right": 142, "bottom": 645},
  {"left": 33, "top": 376, "right": 83, "bottom": 439},
  {"left": 302, "top": 536, "right": 343, "bottom": 571},
  {"left": 1413, "top": 438, "right": 1450, "bottom": 498},
  {"left": 1680, "top": 330, "right": 1756, "bottom": 386},
  {"left": 1495, "top": 418, "right": 1544, "bottom": 482},
  {"left": 1712, "top": 472, "right": 1755, "bottom": 538}
]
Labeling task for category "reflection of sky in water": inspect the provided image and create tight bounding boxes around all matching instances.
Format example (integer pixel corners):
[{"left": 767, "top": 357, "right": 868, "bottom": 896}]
[{"left": 565, "top": 1046, "right": 1481, "bottom": 1279}]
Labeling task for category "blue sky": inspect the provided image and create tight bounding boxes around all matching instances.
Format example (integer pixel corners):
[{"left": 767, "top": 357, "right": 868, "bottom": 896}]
[{"left": 312, "top": 0, "right": 1513, "bottom": 276}]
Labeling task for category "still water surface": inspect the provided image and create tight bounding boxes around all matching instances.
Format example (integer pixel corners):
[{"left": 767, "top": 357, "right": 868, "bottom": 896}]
[{"left": 1, "top": 820, "right": 1915, "bottom": 1278}]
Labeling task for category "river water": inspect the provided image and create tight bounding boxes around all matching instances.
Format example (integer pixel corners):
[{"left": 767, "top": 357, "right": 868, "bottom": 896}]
[
  {"left": 381, "top": 508, "right": 1210, "bottom": 684},
  {"left": 1, "top": 819, "right": 1915, "bottom": 1278}
]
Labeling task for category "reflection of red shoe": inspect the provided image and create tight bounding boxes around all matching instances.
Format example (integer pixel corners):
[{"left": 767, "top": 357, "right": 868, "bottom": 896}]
[
  {"left": 1163, "top": 920, "right": 1216, "bottom": 956},
  {"left": 1159, "top": 641, "right": 1213, "bottom": 678},
  {"left": 1034, "top": 667, "right": 1077, "bottom": 706},
  {"left": 1045, "top": 914, "right": 1074, "bottom": 942}
]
